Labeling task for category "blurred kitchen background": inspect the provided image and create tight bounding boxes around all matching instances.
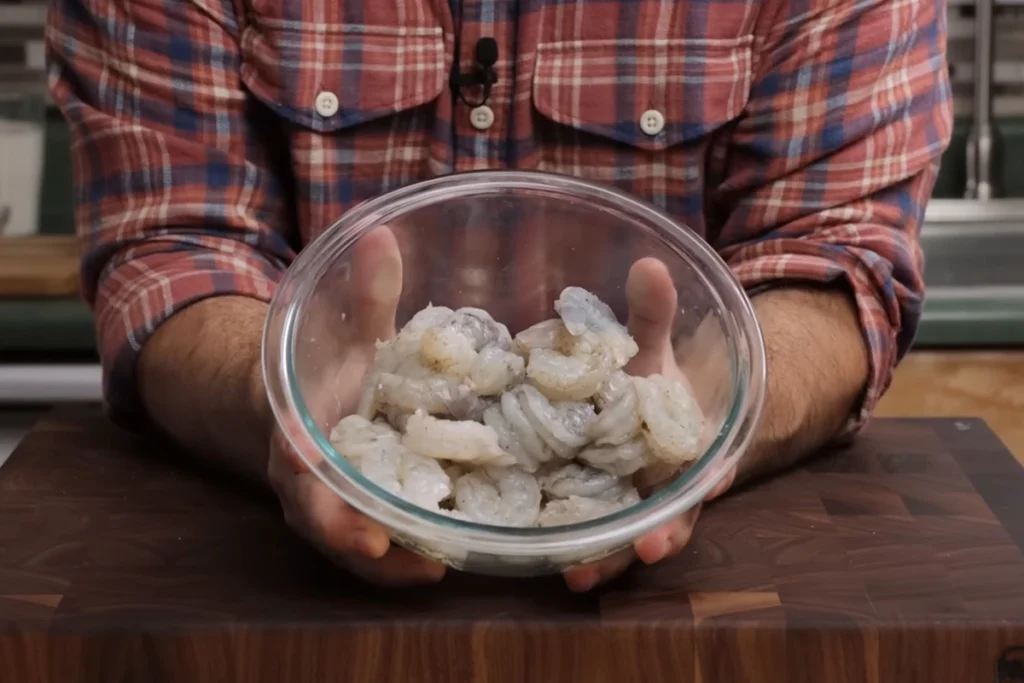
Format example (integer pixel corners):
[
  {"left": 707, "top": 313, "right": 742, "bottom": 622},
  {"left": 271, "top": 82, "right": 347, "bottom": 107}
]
[{"left": 2, "top": 0, "right": 1023, "bottom": 464}]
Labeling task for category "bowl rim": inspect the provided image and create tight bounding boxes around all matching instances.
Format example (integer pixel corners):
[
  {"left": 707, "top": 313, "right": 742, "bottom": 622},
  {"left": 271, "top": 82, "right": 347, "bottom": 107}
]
[{"left": 263, "top": 169, "right": 767, "bottom": 559}]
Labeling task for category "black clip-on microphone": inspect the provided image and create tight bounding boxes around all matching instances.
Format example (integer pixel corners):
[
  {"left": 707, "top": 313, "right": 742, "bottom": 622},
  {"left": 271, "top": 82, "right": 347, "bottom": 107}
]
[{"left": 450, "top": 37, "right": 499, "bottom": 108}]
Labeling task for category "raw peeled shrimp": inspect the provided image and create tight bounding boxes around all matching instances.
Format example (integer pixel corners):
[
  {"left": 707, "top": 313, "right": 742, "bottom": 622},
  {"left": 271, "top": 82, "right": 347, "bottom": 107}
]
[
  {"left": 398, "top": 452, "right": 456, "bottom": 509},
  {"left": 515, "top": 319, "right": 597, "bottom": 402},
  {"left": 329, "top": 414, "right": 401, "bottom": 459},
  {"left": 361, "top": 307, "right": 453, "bottom": 384},
  {"left": 514, "top": 384, "right": 595, "bottom": 459},
  {"left": 328, "top": 415, "right": 451, "bottom": 510},
  {"left": 383, "top": 353, "right": 492, "bottom": 421},
  {"left": 520, "top": 288, "right": 639, "bottom": 401},
  {"left": 537, "top": 490, "right": 640, "bottom": 527},
  {"left": 486, "top": 378, "right": 599, "bottom": 469},
  {"left": 593, "top": 370, "right": 632, "bottom": 410},
  {"left": 554, "top": 287, "right": 639, "bottom": 369},
  {"left": 402, "top": 410, "right": 515, "bottom": 467},
  {"left": 600, "top": 483, "right": 642, "bottom": 506},
  {"left": 525, "top": 348, "right": 612, "bottom": 402},
  {"left": 467, "top": 346, "right": 525, "bottom": 396},
  {"left": 539, "top": 463, "right": 623, "bottom": 499},
  {"left": 391, "top": 354, "right": 435, "bottom": 379},
  {"left": 443, "top": 462, "right": 469, "bottom": 483},
  {"left": 393, "top": 305, "right": 456, "bottom": 357},
  {"left": 334, "top": 286, "right": 704, "bottom": 529},
  {"left": 453, "top": 466, "right": 542, "bottom": 527},
  {"left": 513, "top": 318, "right": 573, "bottom": 356},
  {"left": 420, "top": 328, "right": 476, "bottom": 378},
  {"left": 482, "top": 403, "right": 543, "bottom": 472},
  {"left": 356, "top": 367, "right": 385, "bottom": 420},
  {"left": 376, "top": 357, "right": 444, "bottom": 428},
  {"left": 633, "top": 375, "right": 704, "bottom": 465},
  {"left": 357, "top": 306, "right": 454, "bottom": 417},
  {"left": 497, "top": 390, "right": 556, "bottom": 467},
  {"left": 578, "top": 437, "right": 652, "bottom": 476},
  {"left": 463, "top": 396, "right": 498, "bottom": 424},
  {"left": 587, "top": 375, "right": 641, "bottom": 446},
  {"left": 375, "top": 372, "right": 480, "bottom": 420},
  {"left": 420, "top": 308, "right": 513, "bottom": 378},
  {"left": 382, "top": 405, "right": 411, "bottom": 432}
]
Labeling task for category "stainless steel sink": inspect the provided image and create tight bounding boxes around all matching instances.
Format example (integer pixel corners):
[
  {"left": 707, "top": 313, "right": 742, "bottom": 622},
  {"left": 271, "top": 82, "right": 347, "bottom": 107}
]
[
  {"left": 919, "top": 199, "right": 1024, "bottom": 345},
  {"left": 924, "top": 200, "right": 1024, "bottom": 287}
]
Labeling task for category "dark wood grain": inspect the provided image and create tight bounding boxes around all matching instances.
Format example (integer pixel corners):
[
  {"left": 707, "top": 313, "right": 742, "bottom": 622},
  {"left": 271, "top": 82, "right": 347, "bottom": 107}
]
[{"left": 1, "top": 413, "right": 1023, "bottom": 682}]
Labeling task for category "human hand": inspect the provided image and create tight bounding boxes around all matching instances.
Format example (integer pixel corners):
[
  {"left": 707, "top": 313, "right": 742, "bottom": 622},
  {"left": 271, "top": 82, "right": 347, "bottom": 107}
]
[
  {"left": 562, "top": 257, "right": 736, "bottom": 592},
  {"left": 266, "top": 227, "right": 447, "bottom": 586}
]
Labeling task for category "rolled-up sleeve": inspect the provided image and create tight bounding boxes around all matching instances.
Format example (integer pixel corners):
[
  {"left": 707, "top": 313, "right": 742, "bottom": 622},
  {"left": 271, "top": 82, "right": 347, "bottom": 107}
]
[
  {"left": 713, "top": 0, "right": 953, "bottom": 430},
  {"left": 46, "top": 0, "right": 295, "bottom": 425}
]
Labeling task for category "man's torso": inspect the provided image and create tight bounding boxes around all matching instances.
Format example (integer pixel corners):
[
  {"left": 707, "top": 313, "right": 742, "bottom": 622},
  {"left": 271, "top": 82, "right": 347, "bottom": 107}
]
[{"left": 235, "top": 0, "right": 758, "bottom": 245}]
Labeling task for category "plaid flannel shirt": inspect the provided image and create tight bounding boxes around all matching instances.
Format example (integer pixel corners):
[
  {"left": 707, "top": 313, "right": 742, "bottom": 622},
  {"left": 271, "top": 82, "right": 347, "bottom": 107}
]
[{"left": 46, "top": 0, "right": 952, "bottom": 428}]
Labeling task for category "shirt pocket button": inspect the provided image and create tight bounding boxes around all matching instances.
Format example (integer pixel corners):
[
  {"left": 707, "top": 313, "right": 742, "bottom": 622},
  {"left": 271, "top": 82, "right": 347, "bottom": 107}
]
[
  {"left": 314, "top": 91, "right": 340, "bottom": 118},
  {"left": 639, "top": 109, "right": 665, "bottom": 136},
  {"left": 470, "top": 105, "right": 495, "bottom": 131}
]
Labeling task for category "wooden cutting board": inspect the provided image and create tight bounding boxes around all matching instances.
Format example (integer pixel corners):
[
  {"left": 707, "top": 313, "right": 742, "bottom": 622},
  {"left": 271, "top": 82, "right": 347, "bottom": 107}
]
[
  {"left": 1, "top": 412, "right": 1023, "bottom": 683},
  {"left": 0, "top": 235, "right": 79, "bottom": 297}
]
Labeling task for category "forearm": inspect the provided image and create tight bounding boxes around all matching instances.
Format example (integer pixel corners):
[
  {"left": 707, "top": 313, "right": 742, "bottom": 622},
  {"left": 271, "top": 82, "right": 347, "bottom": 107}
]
[
  {"left": 138, "top": 296, "right": 272, "bottom": 486},
  {"left": 735, "top": 285, "right": 871, "bottom": 485}
]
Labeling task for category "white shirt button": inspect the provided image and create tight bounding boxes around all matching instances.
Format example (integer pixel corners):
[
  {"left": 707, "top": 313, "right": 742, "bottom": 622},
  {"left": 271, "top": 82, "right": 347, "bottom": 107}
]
[
  {"left": 315, "top": 91, "right": 339, "bottom": 118},
  {"left": 639, "top": 109, "right": 665, "bottom": 136},
  {"left": 470, "top": 105, "right": 495, "bottom": 131}
]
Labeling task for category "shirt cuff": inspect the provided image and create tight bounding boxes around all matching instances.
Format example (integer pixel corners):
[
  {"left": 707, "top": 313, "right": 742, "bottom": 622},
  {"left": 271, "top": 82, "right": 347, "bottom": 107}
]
[
  {"left": 729, "top": 250, "right": 906, "bottom": 437},
  {"left": 92, "top": 240, "right": 283, "bottom": 431}
]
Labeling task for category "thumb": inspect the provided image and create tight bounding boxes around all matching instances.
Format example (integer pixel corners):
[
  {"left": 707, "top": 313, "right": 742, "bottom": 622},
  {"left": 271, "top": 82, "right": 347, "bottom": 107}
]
[
  {"left": 350, "top": 226, "right": 403, "bottom": 344},
  {"left": 625, "top": 257, "right": 677, "bottom": 358}
]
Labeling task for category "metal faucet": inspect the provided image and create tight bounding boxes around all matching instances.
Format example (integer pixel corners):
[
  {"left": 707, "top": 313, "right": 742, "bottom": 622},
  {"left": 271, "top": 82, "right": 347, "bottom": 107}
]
[{"left": 965, "top": 0, "right": 996, "bottom": 200}]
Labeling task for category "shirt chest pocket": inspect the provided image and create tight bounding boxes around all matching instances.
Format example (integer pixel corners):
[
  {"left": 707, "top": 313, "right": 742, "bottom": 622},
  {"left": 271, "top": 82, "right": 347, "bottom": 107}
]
[
  {"left": 531, "top": 37, "right": 753, "bottom": 228},
  {"left": 239, "top": 20, "right": 447, "bottom": 233}
]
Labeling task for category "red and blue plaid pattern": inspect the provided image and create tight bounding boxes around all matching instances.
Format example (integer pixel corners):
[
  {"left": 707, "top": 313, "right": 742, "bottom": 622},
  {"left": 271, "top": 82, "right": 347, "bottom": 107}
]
[{"left": 46, "top": 0, "right": 952, "bottom": 427}]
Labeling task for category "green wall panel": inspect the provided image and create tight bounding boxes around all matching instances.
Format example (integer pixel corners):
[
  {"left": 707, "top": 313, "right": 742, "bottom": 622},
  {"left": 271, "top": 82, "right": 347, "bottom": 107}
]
[
  {"left": 932, "top": 118, "right": 969, "bottom": 199},
  {"left": 995, "top": 118, "right": 1024, "bottom": 199},
  {"left": 38, "top": 110, "right": 74, "bottom": 236}
]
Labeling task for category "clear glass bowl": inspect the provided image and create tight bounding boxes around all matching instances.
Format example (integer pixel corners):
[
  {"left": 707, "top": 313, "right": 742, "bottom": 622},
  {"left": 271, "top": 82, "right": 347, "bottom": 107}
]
[{"left": 263, "top": 170, "right": 766, "bottom": 577}]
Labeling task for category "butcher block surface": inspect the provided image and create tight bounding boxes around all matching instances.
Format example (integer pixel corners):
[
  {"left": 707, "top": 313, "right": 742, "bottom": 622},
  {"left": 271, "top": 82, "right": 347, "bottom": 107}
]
[
  {"left": 1, "top": 411, "right": 1023, "bottom": 683},
  {"left": 0, "top": 236, "right": 79, "bottom": 297}
]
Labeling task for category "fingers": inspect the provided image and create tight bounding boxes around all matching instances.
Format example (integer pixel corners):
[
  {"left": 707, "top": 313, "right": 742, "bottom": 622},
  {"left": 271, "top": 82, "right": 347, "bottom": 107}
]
[
  {"left": 633, "top": 503, "right": 701, "bottom": 565},
  {"left": 335, "top": 546, "right": 447, "bottom": 587},
  {"left": 564, "top": 547, "right": 636, "bottom": 593},
  {"left": 564, "top": 500, "right": 703, "bottom": 592},
  {"left": 287, "top": 472, "right": 447, "bottom": 586},
  {"left": 625, "top": 257, "right": 677, "bottom": 354},
  {"left": 351, "top": 225, "right": 404, "bottom": 344},
  {"left": 292, "top": 471, "right": 392, "bottom": 558},
  {"left": 270, "top": 437, "right": 390, "bottom": 557},
  {"left": 706, "top": 466, "right": 737, "bottom": 502},
  {"left": 275, "top": 468, "right": 447, "bottom": 586},
  {"left": 630, "top": 467, "right": 729, "bottom": 568},
  {"left": 269, "top": 435, "right": 446, "bottom": 587},
  {"left": 269, "top": 426, "right": 316, "bottom": 475},
  {"left": 565, "top": 502, "right": 702, "bottom": 593}
]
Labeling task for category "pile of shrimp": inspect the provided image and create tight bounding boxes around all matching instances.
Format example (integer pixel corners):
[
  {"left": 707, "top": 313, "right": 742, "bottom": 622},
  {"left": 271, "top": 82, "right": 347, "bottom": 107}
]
[{"left": 329, "top": 286, "right": 705, "bottom": 528}]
